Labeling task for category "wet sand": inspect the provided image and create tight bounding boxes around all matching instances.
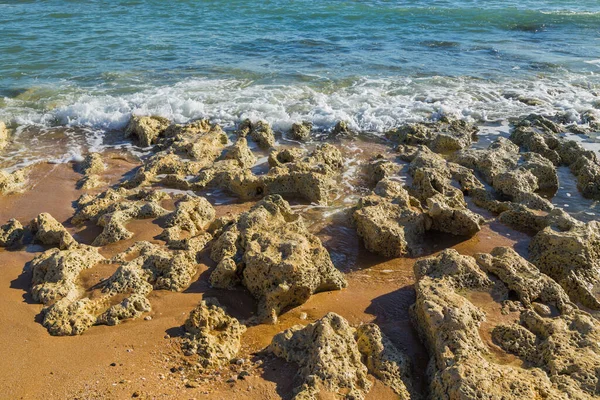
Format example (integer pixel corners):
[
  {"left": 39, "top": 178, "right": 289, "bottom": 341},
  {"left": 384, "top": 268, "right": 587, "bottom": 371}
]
[{"left": 0, "top": 147, "right": 529, "bottom": 400}]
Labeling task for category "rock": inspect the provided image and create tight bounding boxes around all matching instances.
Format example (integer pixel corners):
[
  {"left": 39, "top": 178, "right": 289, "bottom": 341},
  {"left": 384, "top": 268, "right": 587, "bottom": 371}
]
[
  {"left": 97, "top": 293, "right": 151, "bottom": 326},
  {"left": 493, "top": 310, "right": 600, "bottom": 397},
  {"left": 0, "top": 168, "right": 28, "bottom": 194},
  {"left": 388, "top": 118, "right": 477, "bottom": 152},
  {"left": 30, "top": 213, "right": 76, "bottom": 250},
  {"left": 411, "top": 249, "right": 568, "bottom": 399},
  {"left": 239, "top": 119, "right": 275, "bottom": 149},
  {"left": 262, "top": 144, "right": 343, "bottom": 204},
  {"left": 365, "top": 155, "right": 400, "bottom": 184},
  {"left": 210, "top": 195, "right": 347, "bottom": 323},
  {"left": 355, "top": 323, "right": 417, "bottom": 399},
  {"left": 529, "top": 221, "right": 600, "bottom": 309},
  {"left": 353, "top": 183, "right": 428, "bottom": 257},
  {"left": 332, "top": 120, "right": 352, "bottom": 136},
  {"left": 223, "top": 137, "right": 257, "bottom": 168},
  {"left": 72, "top": 188, "right": 170, "bottom": 246},
  {"left": 269, "top": 312, "right": 371, "bottom": 400},
  {"left": 0, "top": 121, "right": 10, "bottom": 149},
  {"left": 0, "top": 219, "right": 24, "bottom": 248},
  {"left": 79, "top": 153, "right": 106, "bottom": 175},
  {"left": 42, "top": 297, "right": 104, "bottom": 336},
  {"left": 181, "top": 299, "right": 246, "bottom": 368},
  {"left": 474, "top": 247, "right": 574, "bottom": 313},
  {"left": 160, "top": 195, "right": 215, "bottom": 246},
  {"left": 125, "top": 115, "right": 171, "bottom": 147},
  {"left": 30, "top": 244, "right": 104, "bottom": 304},
  {"left": 290, "top": 121, "right": 312, "bottom": 141},
  {"left": 76, "top": 174, "right": 106, "bottom": 190}
]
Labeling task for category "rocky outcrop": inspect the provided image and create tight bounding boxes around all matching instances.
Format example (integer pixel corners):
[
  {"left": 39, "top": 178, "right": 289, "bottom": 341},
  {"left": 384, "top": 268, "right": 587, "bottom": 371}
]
[
  {"left": 222, "top": 137, "right": 257, "bottom": 168},
  {"left": 181, "top": 299, "right": 246, "bottom": 368},
  {"left": 96, "top": 294, "right": 151, "bottom": 326},
  {"left": 238, "top": 119, "right": 275, "bottom": 149},
  {"left": 269, "top": 312, "right": 372, "bottom": 400},
  {"left": 411, "top": 249, "right": 570, "bottom": 399},
  {"left": 511, "top": 114, "right": 600, "bottom": 199},
  {"left": 354, "top": 148, "right": 483, "bottom": 258},
  {"left": 355, "top": 323, "right": 417, "bottom": 399},
  {"left": 290, "top": 121, "right": 312, "bottom": 141},
  {"left": 159, "top": 195, "right": 215, "bottom": 250},
  {"left": 30, "top": 213, "right": 76, "bottom": 250},
  {"left": 30, "top": 245, "right": 104, "bottom": 305},
  {"left": 493, "top": 310, "right": 600, "bottom": 398},
  {"left": 529, "top": 221, "right": 600, "bottom": 309},
  {"left": 210, "top": 195, "right": 347, "bottom": 323},
  {"left": 389, "top": 117, "right": 478, "bottom": 152},
  {"left": 76, "top": 153, "right": 107, "bottom": 190},
  {"left": 0, "top": 168, "right": 28, "bottom": 194},
  {"left": 262, "top": 144, "right": 344, "bottom": 204},
  {"left": 0, "top": 219, "right": 24, "bottom": 248},
  {"left": 72, "top": 188, "right": 170, "bottom": 246},
  {"left": 42, "top": 297, "right": 105, "bottom": 336},
  {"left": 125, "top": 115, "right": 171, "bottom": 147},
  {"left": 475, "top": 247, "right": 574, "bottom": 313},
  {"left": 0, "top": 121, "right": 10, "bottom": 149}
]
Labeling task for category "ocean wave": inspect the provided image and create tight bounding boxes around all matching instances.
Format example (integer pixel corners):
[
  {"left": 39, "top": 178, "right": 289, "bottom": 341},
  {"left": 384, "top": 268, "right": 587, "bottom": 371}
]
[{"left": 1, "top": 75, "right": 599, "bottom": 134}]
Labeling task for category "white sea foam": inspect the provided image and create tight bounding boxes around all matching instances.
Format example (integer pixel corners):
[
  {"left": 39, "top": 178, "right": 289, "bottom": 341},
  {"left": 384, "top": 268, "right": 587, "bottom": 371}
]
[{"left": 1, "top": 75, "right": 599, "bottom": 136}]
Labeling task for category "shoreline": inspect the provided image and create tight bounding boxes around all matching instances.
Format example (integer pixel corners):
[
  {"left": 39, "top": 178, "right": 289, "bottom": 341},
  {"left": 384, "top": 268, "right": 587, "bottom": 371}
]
[{"left": 0, "top": 113, "right": 599, "bottom": 399}]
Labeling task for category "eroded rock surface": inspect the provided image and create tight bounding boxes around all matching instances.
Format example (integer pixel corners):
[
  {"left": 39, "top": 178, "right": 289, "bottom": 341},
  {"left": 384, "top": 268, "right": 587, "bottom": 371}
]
[
  {"left": 0, "top": 121, "right": 10, "bottom": 149},
  {"left": 0, "top": 168, "right": 28, "bottom": 194},
  {"left": 269, "top": 312, "right": 372, "bottom": 400},
  {"left": 210, "top": 195, "right": 347, "bottom": 323},
  {"left": 290, "top": 121, "right": 312, "bottom": 141},
  {"left": 181, "top": 298, "right": 246, "bottom": 368},
  {"left": 125, "top": 115, "right": 171, "bottom": 147},
  {"left": 389, "top": 117, "right": 478, "bottom": 152},
  {"left": 76, "top": 153, "right": 107, "bottom": 190},
  {"left": 238, "top": 119, "right": 275, "bottom": 149},
  {"left": 0, "top": 218, "right": 24, "bottom": 248},
  {"left": 30, "top": 213, "right": 76, "bottom": 249}
]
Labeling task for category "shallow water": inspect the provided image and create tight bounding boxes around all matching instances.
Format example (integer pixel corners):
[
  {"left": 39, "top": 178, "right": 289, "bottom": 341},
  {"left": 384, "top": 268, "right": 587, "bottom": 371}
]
[{"left": 0, "top": 0, "right": 599, "bottom": 142}]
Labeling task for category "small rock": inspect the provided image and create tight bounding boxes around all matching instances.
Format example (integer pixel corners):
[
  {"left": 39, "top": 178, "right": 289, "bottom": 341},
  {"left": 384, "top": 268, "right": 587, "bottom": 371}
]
[
  {"left": 299, "top": 312, "right": 308, "bottom": 320},
  {"left": 132, "top": 392, "right": 140, "bottom": 398},
  {"left": 238, "top": 371, "right": 250, "bottom": 380},
  {"left": 235, "top": 358, "right": 245, "bottom": 366},
  {"left": 110, "top": 362, "right": 117, "bottom": 367},
  {"left": 144, "top": 316, "right": 152, "bottom": 321},
  {"left": 226, "top": 377, "right": 236, "bottom": 383}
]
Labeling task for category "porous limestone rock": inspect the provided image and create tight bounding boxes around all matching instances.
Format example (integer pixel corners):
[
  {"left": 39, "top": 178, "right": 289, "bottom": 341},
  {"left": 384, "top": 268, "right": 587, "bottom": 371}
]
[
  {"left": 332, "top": 120, "right": 352, "bottom": 136},
  {"left": 493, "top": 310, "right": 600, "bottom": 398},
  {"left": 411, "top": 249, "right": 569, "bottom": 399},
  {"left": 181, "top": 299, "right": 246, "bottom": 368},
  {"left": 529, "top": 221, "right": 600, "bottom": 309},
  {"left": 76, "top": 153, "right": 107, "bottom": 189},
  {"left": 30, "top": 245, "right": 104, "bottom": 305},
  {"left": 159, "top": 195, "right": 215, "bottom": 250},
  {"left": 96, "top": 293, "right": 151, "bottom": 326},
  {"left": 210, "top": 195, "right": 347, "bottom": 323},
  {"left": 262, "top": 144, "right": 344, "bottom": 204},
  {"left": 290, "top": 121, "right": 312, "bottom": 141},
  {"left": 365, "top": 154, "right": 400, "bottom": 184},
  {"left": 389, "top": 117, "right": 478, "bottom": 152},
  {"left": 223, "top": 137, "right": 257, "bottom": 168},
  {"left": 0, "top": 218, "right": 24, "bottom": 248},
  {"left": 30, "top": 213, "right": 75, "bottom": 249},
  {"left": 72, "top": 188, "right": 170, "bottom": 246},
  {"left": 353, "top": 180, "right": 428, "bottom": 257},
  {"left": 238, "top": 119, "right": 275, "bottom": 149},
  {"left": 269, "top": 312, "right": 371, "bottom": 400},
  {"left": 125, "top": 115, "right": 171, "bottom": 147},
  {"left": 42, "top": 297, "right": 105, "bottom": 336},
  {"left": 0, "top": 168, "right": 28, "bottom": 194},
  {"left": 0, "top": 121, "right": 10, "bottom": 149},
  {"left": 355, "top": 323, "right": 417, "bottom": 399},
  {"left": 475, "top": 247, "right": 574, "bottom": 313}
]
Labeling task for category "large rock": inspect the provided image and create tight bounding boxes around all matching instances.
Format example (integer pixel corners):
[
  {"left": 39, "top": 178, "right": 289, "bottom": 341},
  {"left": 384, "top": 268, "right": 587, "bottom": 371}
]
[
  {"left": 30, "top": 213, "right": 76, "bottom": 250},
  {"left": 0, "top": 219, "right": 24, "bottom": 248},
  {"left": 0, "top": 168, "right": 28, "bottom": 194},
  {"left": 76, "top": 153, "right": 107, "bottom": 190},
  {"left": 290, "top": 121, "right": 312, "bottom": 141},
  {"left": 238, "top": 119, "right": 275, "bottom": 149},
  {"left": 411, "top": 249, "right": 570, "bottom": 399},
  {"left": 210, "top": 195, "right": 347, "bottom": 323},
  {"left": 529, "top": 221, "right": 600, "bottom": 309},
  {"left": 269, "top": 312, "right": 372, "bottom": 400},
  {"left": 125, "top": 115, "right": 171, "bottom": 147},
  {"left": 181, "top": 299, "right": 246, "bottom": 368},
  {"left": 389, "top": 117, "right": 478, "bottom": 153}
]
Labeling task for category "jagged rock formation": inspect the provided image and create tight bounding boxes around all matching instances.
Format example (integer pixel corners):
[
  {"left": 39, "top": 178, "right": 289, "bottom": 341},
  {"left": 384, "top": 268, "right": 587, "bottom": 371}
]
[
  {"left": 238, "top": 119, "right": 275, "bottom": 148},
  {"left": 72, "top": 188, "right": 170, "bottom": 246},
  {"left": 158, "top": 195, "right": 215, "bottom": 250},
  {"left": 181, "top": 298, "right": 246, "bottom": 368},
  {"left": 511, "top": 114, "right": 600, "bottom": 199},
  {"left": 388, "top": 117, "right": 478, "bottom": 152},
  {"left": 0, "top": 218, "right": 24, "bottom": 248},
  {"left": 290, "top": 121, "right": 312, "bottom": 141},
  {"left": 125, "top": 115, "right": 171, "bottom": 147},
  {"left": 529, "top": 220, "right": 600, "bottom": 310},
  {"left": 0, "top": 167, "right": 28, "bottom": 194},
  {"left": 76, "top": 153, "right": 107, "bottom": 189},
  {"left": 354, "top": 147, "right": 483, "bottom": 257},
  {"left": 411, "top": 248, "right": 598, "bottom": 399},
  {"left": 210, "top": 195, "right": 347, "bottom": 323},
  {"left": 269, "top": 312, "right": 372, "bottom": 400},
  {"left": 30, "top": 213, "right": 76, "bottom": 249}
]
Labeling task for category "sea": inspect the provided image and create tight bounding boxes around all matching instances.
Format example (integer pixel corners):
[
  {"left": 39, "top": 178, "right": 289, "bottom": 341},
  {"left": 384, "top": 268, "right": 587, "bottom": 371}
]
[{"left": 0, "top": 0, "right": 599, "bottom": 160}]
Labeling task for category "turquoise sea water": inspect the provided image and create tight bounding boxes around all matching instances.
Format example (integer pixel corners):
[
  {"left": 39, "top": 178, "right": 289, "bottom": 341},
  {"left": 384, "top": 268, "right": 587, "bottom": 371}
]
[{"left": 1, "top": 0, "right": 599, "bottom": 133}]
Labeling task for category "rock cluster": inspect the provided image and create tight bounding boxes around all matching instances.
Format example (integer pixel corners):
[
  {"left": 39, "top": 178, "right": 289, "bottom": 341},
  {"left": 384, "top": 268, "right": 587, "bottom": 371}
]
[
  {"left": 388, "top": 117, "right": 478, "bottom": 152},
  {"left": 411, "top": 248, "right": 600, "bottom": 399},
  {"left": 269, "top": 312, "right": 416, "bottom": 400},
  {"left": 181, "top": 298, "right": 246, "bottom": 368},
  {"left": 210, "top": 195, "right": 347, "bottom": 323}
]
